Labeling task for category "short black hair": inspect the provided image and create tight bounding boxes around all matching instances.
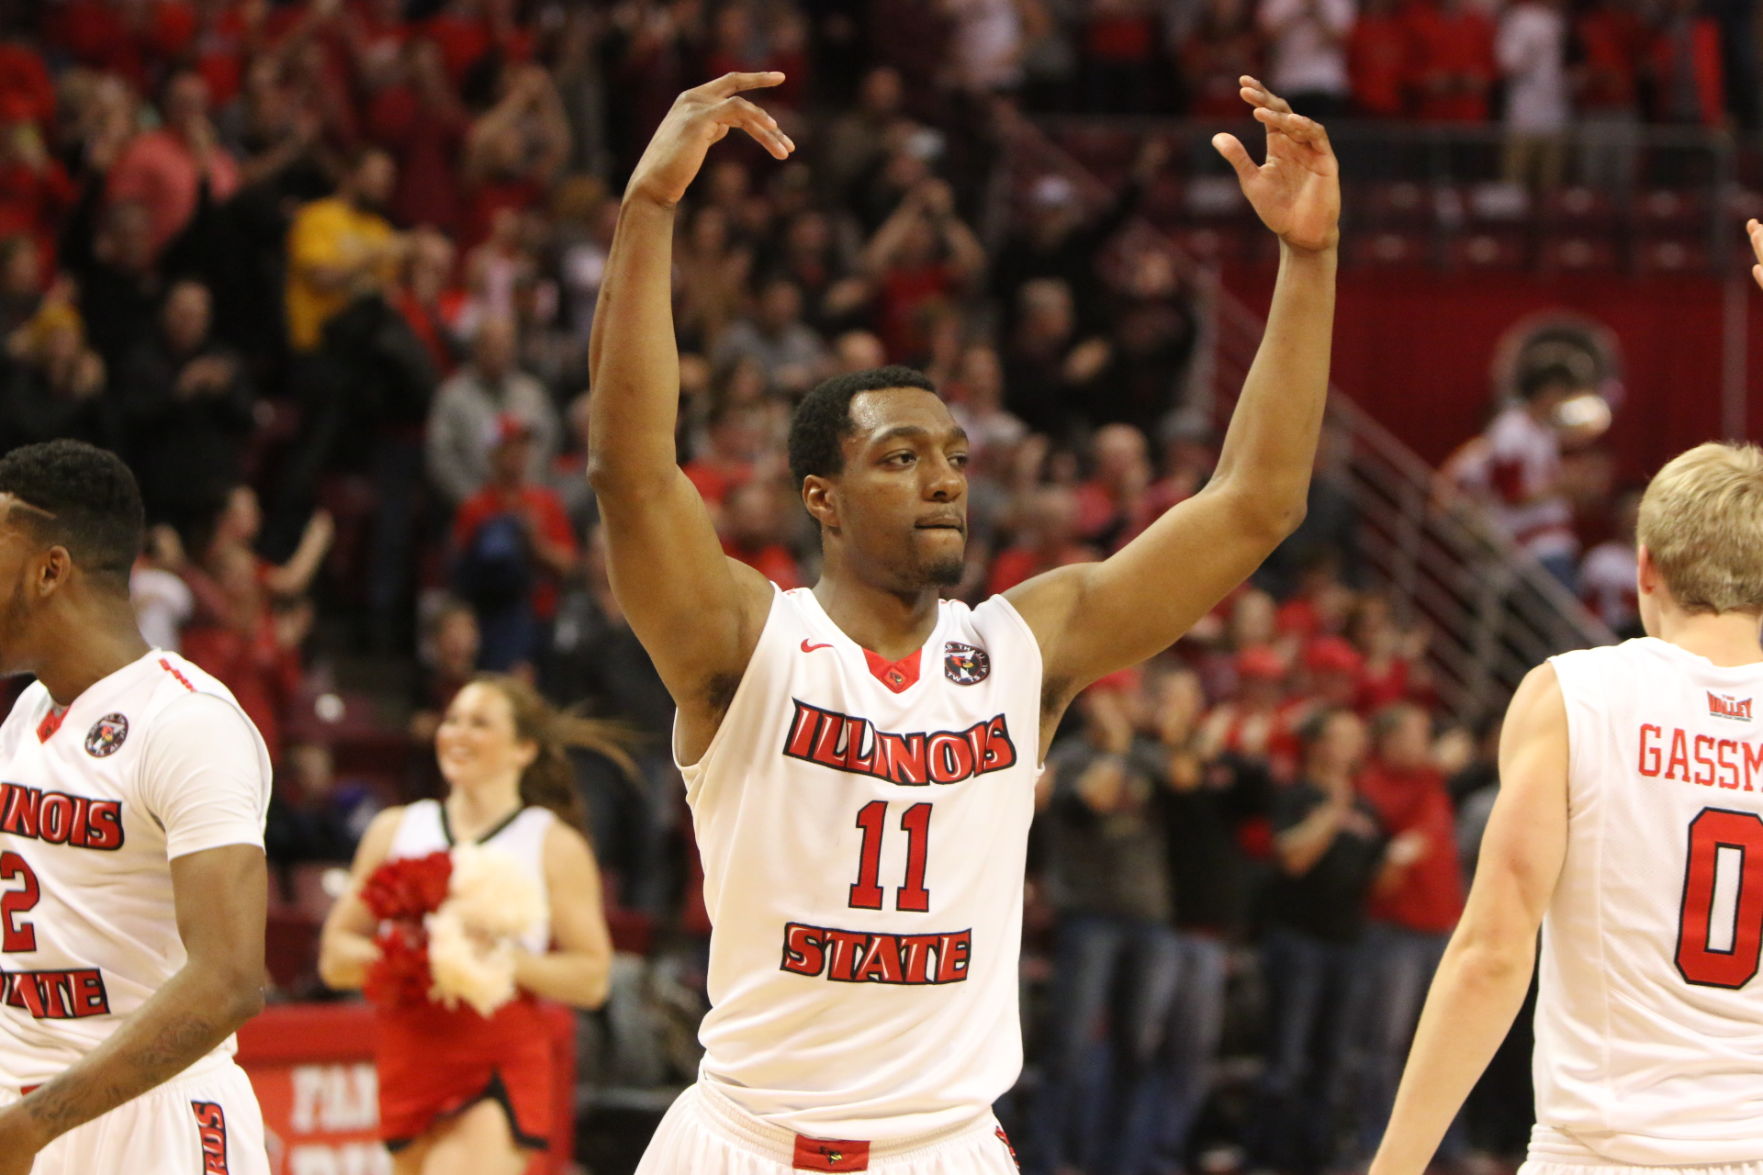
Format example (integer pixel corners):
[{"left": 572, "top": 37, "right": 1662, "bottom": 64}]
[
  {"left": 1518, "top": 362, "right": 1579, "bottom": 402},
  {"left": 787, "top": 366, "right": 939, "bottom": 484},
  {"left": 0, "top": 440, "right": 144, "bottom": 590}
]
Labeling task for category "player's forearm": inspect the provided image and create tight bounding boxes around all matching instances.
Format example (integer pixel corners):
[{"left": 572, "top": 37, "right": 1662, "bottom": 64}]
[
  {"left": 1210, "top": 242, "right": 1336, "bottom": 533},
  {"left": 1368, "top": 930, "right": 1536, "bottom": 1175},
  {"left": 17, "top": 960, "right": 262, "bottom": 1148},
  {"left": 585, "top": 197, "right": 684, "bottom": 490},
  {"left": 513, "top": 947, "right": 612, "bottom": 1009}
]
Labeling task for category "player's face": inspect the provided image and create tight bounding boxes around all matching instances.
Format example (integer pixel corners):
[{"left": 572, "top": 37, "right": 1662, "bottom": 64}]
[
  {"left": 0, "top": 499, "right": 48, "bottom": 677},
  {"left": 816, "top": 388, "right": 969, "bottom": 592},
  {"left": 435, "top": 682, "right": 537, "bottom": 791}
]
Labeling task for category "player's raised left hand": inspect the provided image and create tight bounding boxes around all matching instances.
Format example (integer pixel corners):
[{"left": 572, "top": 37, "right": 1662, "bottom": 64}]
[
  {"left": 0, "top": 1104, "right": 46, "bottom": 1174},
  {"left": 1748, "top": 218, "right": 1763, "bottom": 290},
  {"left": 1213, "top": 77, "right": 1340, "bottom": 255},
  {"left": 627, "top": 72, "right": 796, "bottom": 209}
]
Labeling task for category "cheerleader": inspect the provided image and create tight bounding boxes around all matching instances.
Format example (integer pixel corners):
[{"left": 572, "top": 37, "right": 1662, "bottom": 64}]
[{"left": 319, "top": 675, "right": 624, "bottom": 1174}]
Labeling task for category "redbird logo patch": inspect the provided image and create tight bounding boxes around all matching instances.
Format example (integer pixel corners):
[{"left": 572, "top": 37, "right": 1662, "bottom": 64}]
[
  {"left": 1708, "top": 692, "right": 1754, "bottom": 722},
  {"left": 944, "top": 642, "right": 990, "bottom": 685}
]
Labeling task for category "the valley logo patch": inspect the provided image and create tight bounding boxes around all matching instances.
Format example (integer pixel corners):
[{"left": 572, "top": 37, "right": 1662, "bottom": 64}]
[{"left": 944, "top": 642, "right": 990, "bottom": 685}]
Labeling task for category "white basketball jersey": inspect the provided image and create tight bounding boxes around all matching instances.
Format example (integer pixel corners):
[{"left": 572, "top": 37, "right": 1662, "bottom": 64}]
[
  {"left": 683, "top": 586, "right": 1042, "bottom": 1140},
  {"left": 0, "top": 651, "right": 271, "bottom": 1087},
  {"left": 1538, "top": 639, "right": 1763, "bottom": 1164},
  {"left": 385, "top": 799, "right": 553, "bottom": 953}
]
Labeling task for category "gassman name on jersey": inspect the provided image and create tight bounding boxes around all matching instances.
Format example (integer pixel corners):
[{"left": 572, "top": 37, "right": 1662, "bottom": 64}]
[{"left": 1638, "top": 723, "right": 1763, "bottom": 790}]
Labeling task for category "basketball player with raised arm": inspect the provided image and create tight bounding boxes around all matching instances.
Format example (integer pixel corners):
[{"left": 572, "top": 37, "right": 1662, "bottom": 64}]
[
  {"left": 0, "top": 441, "right": 272, "bottom": 1175},
  {"left": 589, "top": 72, "right": 1339, "bottom": 1174},
  {"left": 1370, "top": 236, "right": 1763, "bottom": 1175}
]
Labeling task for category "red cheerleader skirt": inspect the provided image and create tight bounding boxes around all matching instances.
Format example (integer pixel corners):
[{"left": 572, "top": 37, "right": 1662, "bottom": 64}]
[{"left": 375, "top": 994, "right": 554, "bottom": 1151}]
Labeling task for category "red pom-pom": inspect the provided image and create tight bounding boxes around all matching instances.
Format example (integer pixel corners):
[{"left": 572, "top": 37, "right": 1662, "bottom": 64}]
[
  {"left": 364, "top": 922, "right": 433, "bottom": 1008},
  {"left": 360, "top": 851, "right": 452, "bottom": 922}
]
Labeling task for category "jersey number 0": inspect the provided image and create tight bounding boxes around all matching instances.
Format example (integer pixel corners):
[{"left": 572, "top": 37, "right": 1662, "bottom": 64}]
[{"left": 1677, "top": 807, "right": 1763, "bottom": 988}]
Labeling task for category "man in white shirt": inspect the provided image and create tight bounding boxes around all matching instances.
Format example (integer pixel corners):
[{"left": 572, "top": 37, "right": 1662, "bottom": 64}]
[
  {"left": 1498, "top": 0, "right": 1569, "bottom": 190},
  {"left": 1260, "top": 0, "right": 1356, "bottom": 119}
]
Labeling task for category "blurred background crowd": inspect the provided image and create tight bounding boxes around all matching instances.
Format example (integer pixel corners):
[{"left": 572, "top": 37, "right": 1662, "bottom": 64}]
[{"left": 0, "top": 0, "right": 1727, "bottom": 1172}]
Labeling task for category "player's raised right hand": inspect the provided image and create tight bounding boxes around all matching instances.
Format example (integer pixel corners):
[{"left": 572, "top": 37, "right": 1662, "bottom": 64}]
[
  {"left": 627, "top": 72, "right": 796, "bottom": 209},
  {"left": 1748, "top": 218, "right": 1763, "bottom": 291}
]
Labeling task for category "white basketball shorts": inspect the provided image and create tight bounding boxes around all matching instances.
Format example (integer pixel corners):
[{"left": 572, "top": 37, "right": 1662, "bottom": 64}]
[
  {"left": 1522, "top": 1126, "right": 1763, "bottom": 1175},
  {"left": 635, "top": 1083, "right": 1021, "bottom": 1175},
  {"left": 0, "top": 1055, "right": 269, "bottom": 1175}
]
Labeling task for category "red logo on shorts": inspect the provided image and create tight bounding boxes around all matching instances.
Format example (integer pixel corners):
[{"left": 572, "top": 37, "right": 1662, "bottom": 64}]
[
  {"left": 792, "top": 1134, "right": 870, "bottom": 1171},
  {"left": 191, "top": 1101, "right": 229, "bottom": 1173}
]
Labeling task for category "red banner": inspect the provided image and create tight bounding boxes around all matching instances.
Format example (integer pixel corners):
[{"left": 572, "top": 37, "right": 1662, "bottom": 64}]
[{"left": 236, "top": 1002, "right": 575, "bottom": 1175}]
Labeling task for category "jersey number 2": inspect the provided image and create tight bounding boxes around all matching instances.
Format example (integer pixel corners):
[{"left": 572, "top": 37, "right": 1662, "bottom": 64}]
[
  {"left": 1677, "top": 808, "right": 1763, "bottom": 988},
  {"left": 849, "top": 801, "right": 932, "bottom": 912},
  {"left": 0, "top": 851, "right": 40, "bottom": 953}
]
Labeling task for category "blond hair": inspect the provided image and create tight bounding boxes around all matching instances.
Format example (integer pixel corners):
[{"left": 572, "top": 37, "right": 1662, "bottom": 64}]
[{"left": 1637, "top": 442, "right": 1763, "bottom": 614}]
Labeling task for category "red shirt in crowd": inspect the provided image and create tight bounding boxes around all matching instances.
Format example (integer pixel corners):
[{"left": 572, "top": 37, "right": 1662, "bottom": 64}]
[
  {"left": 47, "top": 0, "right": 200, "bottom": 87},
  {"left": 1647, "top": 16, "right": 1726, "bottom": 126},
  {"left": 1576, "top": 5, "right": 1647, "bottom": 112},
  {"left": 0, "top": 156, "right": 73, "bottom": 247},
  {"left": 683, "top": 459, "right": 753, "bottom": 508},
  {"left": 425, "top": 10, "right": 531, "bottom": 84},
  {"left": 1404, "top": 1, "right": 1497, "bottom": 122},
  {"left": 451, "top": 485, "right": 576, "bottom": 619},
  {"left": 0, "top": 42, "right": 56, "bottom": 128},
  {"left": 368, "top": 84, "right": 468, "bottom": 234},
  {"left": 723, "top": 540, "right": 802, "bottom": 589},
  {"left": 1349, "top": 8, "right": 1411, "bottom": 117},
  {"left": 1359, "top": 761, "right": 1465, "bottom": 933},
  {"left": 988, "top": 541, "right": 1095, "bottom": 595}
]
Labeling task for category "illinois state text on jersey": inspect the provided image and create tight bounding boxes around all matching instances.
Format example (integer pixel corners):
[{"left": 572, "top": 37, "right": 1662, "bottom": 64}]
[{"left": 684, "top": 586, "right": 1043, "bottom": 1142}]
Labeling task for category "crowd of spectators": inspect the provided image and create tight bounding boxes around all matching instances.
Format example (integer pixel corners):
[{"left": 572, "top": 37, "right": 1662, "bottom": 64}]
[{"left": 0, "top": 1, "right": 1631, "bottom": 1171}]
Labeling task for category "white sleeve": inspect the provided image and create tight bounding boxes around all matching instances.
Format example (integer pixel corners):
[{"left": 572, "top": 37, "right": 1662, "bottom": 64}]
[{"left": 137, "top": 694, "right": 271, "bottom": 860}]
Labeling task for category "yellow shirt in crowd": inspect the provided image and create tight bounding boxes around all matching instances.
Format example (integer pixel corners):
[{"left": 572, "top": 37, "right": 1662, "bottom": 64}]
[{"left": 284, "top": 196, "right": 397, "bottom": 352}]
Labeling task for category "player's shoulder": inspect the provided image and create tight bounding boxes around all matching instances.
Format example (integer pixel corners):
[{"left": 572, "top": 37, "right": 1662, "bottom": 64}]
[
  {"left": 135, "top": 654, "right": 269, "bottom": 747},
  {"left": 138, "top": 653, "right": 250, "bottom": 717},
  {"left": 959, "top": 592, "right": 1039, "bottom": 646},
  {"left": 1550, "top": 638, "right": 1660, "bottom": 678}
]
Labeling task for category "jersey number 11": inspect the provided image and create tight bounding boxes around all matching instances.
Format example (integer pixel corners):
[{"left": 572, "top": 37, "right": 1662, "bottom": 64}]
[{"left": 849, "top": 801, "right": 932, "bottom": 913}]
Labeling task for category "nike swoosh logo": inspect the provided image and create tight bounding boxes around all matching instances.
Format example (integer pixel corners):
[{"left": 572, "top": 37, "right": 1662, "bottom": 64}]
[{"left": 801, "top": 639, "right": 834, "bottom": 653}]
